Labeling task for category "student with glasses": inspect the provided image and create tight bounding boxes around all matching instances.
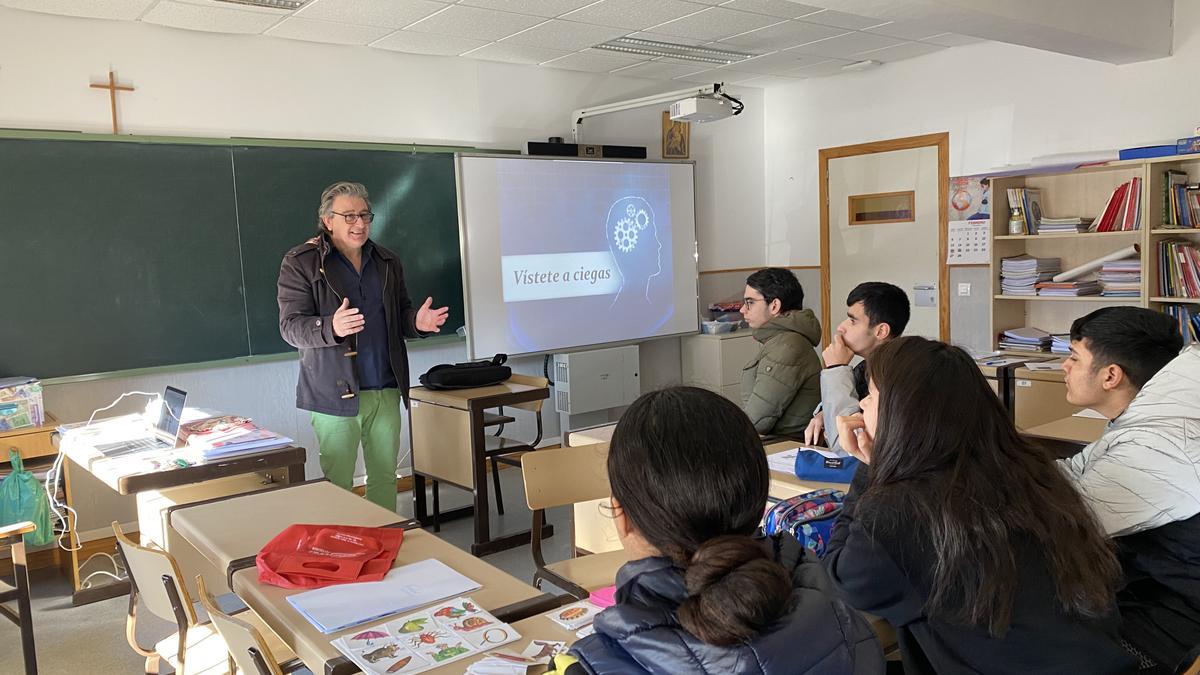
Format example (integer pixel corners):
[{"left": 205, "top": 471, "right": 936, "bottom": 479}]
[{"left": 277, "top": 181, "right": 448, "bottom": 510}]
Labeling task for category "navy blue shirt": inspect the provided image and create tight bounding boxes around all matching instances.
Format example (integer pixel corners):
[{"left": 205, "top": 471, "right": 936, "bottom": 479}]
[{"left": 327, "top": 242, "right": 397, "bottom": 391}]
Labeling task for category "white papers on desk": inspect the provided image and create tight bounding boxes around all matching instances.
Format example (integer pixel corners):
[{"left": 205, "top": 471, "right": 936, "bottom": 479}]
[
  {"left": 288, "top": 559, "right": 481, "bottom": 634},
  {"left": 1073, "top": 408, "right": 1108, "bottom": 420},
  {"left": 767, "top": 446, "right": 844, "bottom": 475}
]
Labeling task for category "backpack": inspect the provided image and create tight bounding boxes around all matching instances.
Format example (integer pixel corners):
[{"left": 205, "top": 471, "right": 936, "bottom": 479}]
[
  {"left": 761, "top": 488, "right": 845, "bottom": 558},
  {"left": 419, "top": 353, "right": 512, "bottom": 390}
]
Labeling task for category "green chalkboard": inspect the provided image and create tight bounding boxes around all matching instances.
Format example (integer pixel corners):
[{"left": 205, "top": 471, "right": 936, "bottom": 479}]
[
  {"left": 233, "top": 146, "right": 464, "bottom": 356},
  {"left": 0, "top": 133, "right": 468, "bottom": 380}
]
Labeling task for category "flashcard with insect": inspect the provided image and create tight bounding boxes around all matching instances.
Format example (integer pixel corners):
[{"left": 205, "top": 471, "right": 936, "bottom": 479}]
[{"left": 544, "top": 600, "right": 600, "bottom": 630}]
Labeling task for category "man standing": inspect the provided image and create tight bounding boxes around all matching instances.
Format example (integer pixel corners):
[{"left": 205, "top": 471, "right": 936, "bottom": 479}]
[
  {"left": 1059, "top": 306, "right": 1198, "bottom": 671},
  {"left": 278, "top": 181, "right": 448, "bottom": 510},
  {"left": 804, "top": 282, "right": 909, "bottom": 452},
  {"left": 738, "top": 268, "right": 822, "bottom": 437}
]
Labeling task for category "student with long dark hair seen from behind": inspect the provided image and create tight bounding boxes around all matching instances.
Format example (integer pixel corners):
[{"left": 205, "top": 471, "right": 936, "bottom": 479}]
[
  {"left": 551, "top": 386, "right": 883, "bottom": 675},
  {"left": 824, "top": 336, "right": 1135, "bottom": 674}
]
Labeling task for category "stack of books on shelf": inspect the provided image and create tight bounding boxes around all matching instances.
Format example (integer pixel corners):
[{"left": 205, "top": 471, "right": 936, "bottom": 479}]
[
  {"left": 1007, "top": 187, "right": 1044, "bottom": 234},
  {"left": 1164, "top": 170, "right": 1199, "bottom": 228},
  {"left": 1164, "top": 305, "right": 1200, "bottom": 345},
  {"left": 998, "top": 327, "right": 1051, "bottom": 352},
  {"left": 179, "top": 414, "right": 292, "bottom": 460},
  {"left": 1000, "top": 255, "right": 1061, "bottom": 296},
  {"left": 1089, "top": 177, "right": 1141, "bottom": 232},
  {"left": 1036, "top": 280, "right": 1101, "bottom": 297},
  {"left": 1159, "top": 239, "right": 1200, "bottom": 297},
  {"left": 1038, "top": 217, "right": 1093, "bottom": 234},
  {"left": 1050, "top": 334, "right": 1071, "bottom": 355},
  {"left": 1099, "top": 258, "right": 1142, "bottom": 297}
]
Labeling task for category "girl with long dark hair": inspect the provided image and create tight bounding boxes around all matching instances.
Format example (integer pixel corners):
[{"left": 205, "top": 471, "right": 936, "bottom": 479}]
[
  {"left": 556, "top": 386, "right": 884, "bottom": 674},
  {"left": 824, "top": 336, "right": 1135, "bottom": 673}
]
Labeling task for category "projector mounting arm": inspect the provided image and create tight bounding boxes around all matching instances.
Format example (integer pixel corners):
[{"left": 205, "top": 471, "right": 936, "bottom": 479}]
[{"left": 570, "top": 83, "right": 734, "bottom": 144}]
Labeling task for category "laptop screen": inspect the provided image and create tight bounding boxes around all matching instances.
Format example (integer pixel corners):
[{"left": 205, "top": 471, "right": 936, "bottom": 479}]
[{"left": 156, "top": 386, "right": 187, "bottom": 441}]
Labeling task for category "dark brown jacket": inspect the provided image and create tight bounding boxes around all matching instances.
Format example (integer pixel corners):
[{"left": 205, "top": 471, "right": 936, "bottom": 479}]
[{"left": 277, "top": 233, "right": 423, "bottom": 416}]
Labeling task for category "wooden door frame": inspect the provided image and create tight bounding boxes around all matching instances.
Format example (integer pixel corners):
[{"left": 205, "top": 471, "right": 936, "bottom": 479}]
[{"left": 819, "top": 132, "right": 950, "bottom": 345}]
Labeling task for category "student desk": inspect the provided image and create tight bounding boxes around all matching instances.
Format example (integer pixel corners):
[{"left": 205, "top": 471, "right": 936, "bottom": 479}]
[
  {"left": 172, "top": 480, "right": 557, "bottom": 674},
  {"left": 1022, "top": 414, "right": 1108, "bottom": 457},
  {"left": 54, "top": 434, "right": 305, "bottom": 604},
  {"left": 408, "top": 382, "right": 552, "bottom": 556}
]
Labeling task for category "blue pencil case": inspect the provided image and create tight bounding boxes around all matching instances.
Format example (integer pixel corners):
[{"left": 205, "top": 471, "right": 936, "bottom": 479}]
[{"left": 794, "top": 449, "right": 860, "bottom": 483}]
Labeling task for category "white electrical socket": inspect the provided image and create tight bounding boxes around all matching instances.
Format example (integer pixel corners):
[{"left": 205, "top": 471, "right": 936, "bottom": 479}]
[{"left": 958, "top": 283, "right": 971, "bottom": 296}]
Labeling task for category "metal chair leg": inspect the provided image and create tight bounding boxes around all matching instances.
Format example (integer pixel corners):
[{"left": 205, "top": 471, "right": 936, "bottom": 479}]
[
  {"left": 14, "top": 548, "right": 37, "bottom": 675},
  {"left": 432, "top": 480, "right": 441, "bottom": 533},
  {"left": 491, "top": 459, "right": 505, "bottom": 516}
]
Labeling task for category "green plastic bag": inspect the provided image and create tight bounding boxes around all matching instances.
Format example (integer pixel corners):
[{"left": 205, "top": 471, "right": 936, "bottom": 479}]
[{"left": 0, "top": 448, "right": 54, "bottom": 547}]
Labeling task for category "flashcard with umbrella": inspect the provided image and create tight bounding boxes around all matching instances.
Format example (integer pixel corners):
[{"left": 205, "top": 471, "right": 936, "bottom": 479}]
[{"left": 351, "top": 629, "right": 390, "bottom": 646}]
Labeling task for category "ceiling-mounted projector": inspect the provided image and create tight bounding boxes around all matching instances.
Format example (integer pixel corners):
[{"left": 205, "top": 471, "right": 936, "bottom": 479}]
[{"left": 670, "top": 95, "right": 735, "bottom": 123}]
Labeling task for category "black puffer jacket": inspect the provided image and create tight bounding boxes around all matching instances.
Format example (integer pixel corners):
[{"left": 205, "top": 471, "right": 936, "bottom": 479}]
[
  {"left": 277, "top": 233, "right": 424, "bottom": 415},
  {"left": 568, "top": 537, "right": 884, "bottom": 674}
]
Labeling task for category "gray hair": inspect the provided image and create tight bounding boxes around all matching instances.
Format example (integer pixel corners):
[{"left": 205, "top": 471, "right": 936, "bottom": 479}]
[{"left": 317, "top": 181, "right": 371, "bottom": 231}]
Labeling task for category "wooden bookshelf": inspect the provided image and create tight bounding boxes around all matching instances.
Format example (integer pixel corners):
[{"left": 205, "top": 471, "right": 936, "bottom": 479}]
[{"left": 989, "top": 155, "right": 1200, "bottom": 348}]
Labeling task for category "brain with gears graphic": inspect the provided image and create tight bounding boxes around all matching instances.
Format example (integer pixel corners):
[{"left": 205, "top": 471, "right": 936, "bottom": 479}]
[{"left": 611, "top": 201, "right": 652, "bottom": 253}]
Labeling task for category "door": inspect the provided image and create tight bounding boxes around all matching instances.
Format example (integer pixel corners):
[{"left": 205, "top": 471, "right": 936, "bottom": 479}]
[{"left": 821, "top": 135, "right": 948, "bottom": 341}]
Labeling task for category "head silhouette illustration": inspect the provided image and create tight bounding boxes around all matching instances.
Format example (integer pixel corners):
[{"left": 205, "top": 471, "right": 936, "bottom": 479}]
[{"left": 606, "top": 196, "right": 662, "bottom": 305}]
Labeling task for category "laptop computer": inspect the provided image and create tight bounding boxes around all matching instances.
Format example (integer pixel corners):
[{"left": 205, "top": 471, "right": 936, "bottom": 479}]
[{"left": 92, "top": 386, "right": 188, "bottom": 457}]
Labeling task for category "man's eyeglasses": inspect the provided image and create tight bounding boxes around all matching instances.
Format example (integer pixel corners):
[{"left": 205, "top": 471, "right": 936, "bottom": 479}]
[{"left": 332, "top": 211, "right": 375, "bottom": 224}]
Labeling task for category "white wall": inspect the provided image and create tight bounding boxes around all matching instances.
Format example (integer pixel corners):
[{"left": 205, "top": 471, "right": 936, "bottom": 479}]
[
  {"left": 0, "top": 6, "right": 766, "bottom": 482},
  {"left": 763, "top": 0, "right": 1200, "bottom": 349}
]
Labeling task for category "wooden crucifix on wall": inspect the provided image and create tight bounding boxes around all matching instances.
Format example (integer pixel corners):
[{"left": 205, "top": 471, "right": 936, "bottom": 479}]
[{"left": 89, "top": 70, "right": 134, "bottom": 134}]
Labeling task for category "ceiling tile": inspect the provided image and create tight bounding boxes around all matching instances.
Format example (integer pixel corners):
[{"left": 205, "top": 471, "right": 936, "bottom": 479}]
[
  {"left": 791, "top": 31, "right": 904, "bottom": 58},
  {"left": 0, "top": 0, "right": 157, "bottom": 20},
  {"left": 650, "top": 6, "right": 781, "bottom": 41},
  {"left": 923, "top": 32, "right": 985, "bottom": 47},
  {"left": 561, "top": 0, "right": 701, "bottom": 32},
  {"left": 141, "top": 1, "right": 284, "bottom": 33},
  {"left": 717, "top": 0, "right": 821, "bottom": 19},
  {"left": 672, "top": 66, "right": 739, "bottom": 83},
  {"left": 732, "top": 74, "right": 804, "bottom": 87},
  {"left": 718, "top": 19, "right": 846, "bottom": 51},
  {"left": 801, "top": 8, "right": 887, "bottom": 30},
  {"left": 625, "top": 30, "right": 709, "bottom": 46},
  {"left": 856, "top": 39, "right": 944, "bottom": 62},
  {"left": 371, "top": 29, "right": 489, "bottom": 55},
  {"left": 294, "top": 0, "right": 445, "bottom": 29},
  {"left": 863, "top": 19, "right": 946, "bottom": 41},
  {"left": 458, "top": 0, "right": 599, "bottom": 18},
  {"left": 265, "top": 16, "right": 392, "bottom": 44},
  {"left": 502, "top": 19, "right": 628, "bottom": 51},
  {"left": 734, "top": 49, "right": 833, "bottom": 73},
  {"left": 404, "top": 4, "right": 545, "bottom": 41},
  {"left": 683, "top": 67, "right": 764, "bottom": 83},
  {"left": 542, "top": 48, "right": 650, "bottom": 72},
  {"left": 780, "top": 57, "right": 854, "bottom": 78},
  {"left": 612, "top": 60, "right": 710, "bottom": 80},
  {"left": 462, "top": 42, "right": 571, "bottom": 64}
]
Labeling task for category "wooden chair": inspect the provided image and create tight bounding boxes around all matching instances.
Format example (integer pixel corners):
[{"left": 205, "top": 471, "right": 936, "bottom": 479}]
[
  {"left": 194, "top": 576, "right": 306, "bottom": 675},
  {"left": 1178, "top": 646, "right": 1200, "bottom": 675},
  {"left": 521, "top": 443, "right": 629, "bottom": 599},
  {"left": 112, "top": 522, "right": 298, "bottom": 674},
  {"left": 0, "top": 521, "right": 38, "bottom": 675},
  {"left": 431, "top": 373, "right": 550, "bottom": 529}
]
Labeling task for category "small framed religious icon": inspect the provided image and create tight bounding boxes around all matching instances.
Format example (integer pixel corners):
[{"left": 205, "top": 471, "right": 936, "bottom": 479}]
[{"left": 662, "top": 111, "right": 690, "bottom": 159}]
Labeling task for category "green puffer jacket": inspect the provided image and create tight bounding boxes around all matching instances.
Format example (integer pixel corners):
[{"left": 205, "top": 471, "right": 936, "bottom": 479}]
[{"left": 740, "top": 309, "right": 823, "bottom": 437}]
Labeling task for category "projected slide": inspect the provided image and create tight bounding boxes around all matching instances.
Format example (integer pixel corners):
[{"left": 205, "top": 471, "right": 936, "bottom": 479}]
[{"left": 458, "top": 156, "right": 698, "bottom": 358}]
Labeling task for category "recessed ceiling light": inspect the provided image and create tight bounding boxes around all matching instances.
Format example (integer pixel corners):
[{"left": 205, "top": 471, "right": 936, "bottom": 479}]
[
  {"left": 595, "top": 37, "right": 755, "bottom": 66},
  {"left": 213, "top": 0, "right": 307, "bottom": 9},
  {"left": 842, "top": 59, "right": 882, "bottom": 72}
]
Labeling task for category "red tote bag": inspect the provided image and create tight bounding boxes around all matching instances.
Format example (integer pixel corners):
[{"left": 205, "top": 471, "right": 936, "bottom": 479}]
[{"left": 257, "top": 524, "right": 404, "bottom": 589}]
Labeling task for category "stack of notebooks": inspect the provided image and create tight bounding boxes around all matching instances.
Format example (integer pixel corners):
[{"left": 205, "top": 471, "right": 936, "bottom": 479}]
[
  {"left": 1158, "top": 239, "right": 1200, "bottom": 297},
  {"left": 1164, "top": 170, "right": 1199, "bottom": 228},
  {"left": 1090, "top": 177, "right": 1142, "bottom": 232},
  {"left": 1051, "top": 334, "right": 1071, "bottom": 355},
  {"left": 1000, "top": 255, "right": 1061, "bottom": 296},
  {"left": 1036, "top": 279, "right": 1101, "bottom": 297},
  {"left": 1099, "top": 258, "right": 1143, "bottom": 297},
  {"left": 179, "top": 414, "right": 292, "bottom": 460},
  {"left": 1039, "top": 217, "right": 1093, "bottom": 234},
  {"left": 998, "top": 327, "right": 1051, "bottom": 352}
]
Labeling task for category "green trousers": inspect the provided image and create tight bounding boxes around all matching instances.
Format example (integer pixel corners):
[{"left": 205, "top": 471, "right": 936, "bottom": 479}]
[{"left": 310, "top": 388, "right": 401, "bottom": 511}]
